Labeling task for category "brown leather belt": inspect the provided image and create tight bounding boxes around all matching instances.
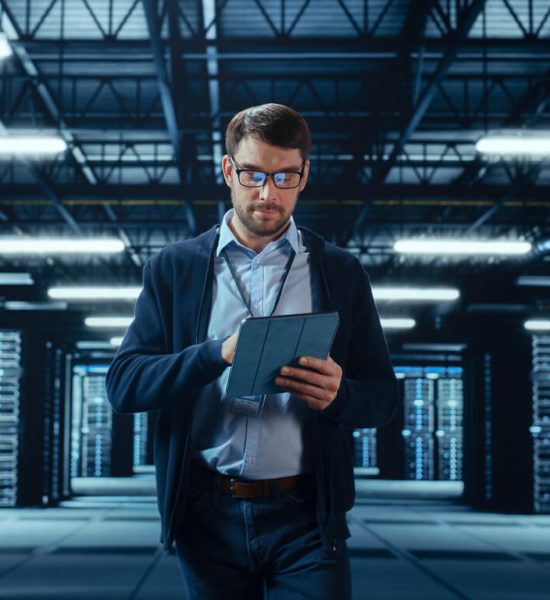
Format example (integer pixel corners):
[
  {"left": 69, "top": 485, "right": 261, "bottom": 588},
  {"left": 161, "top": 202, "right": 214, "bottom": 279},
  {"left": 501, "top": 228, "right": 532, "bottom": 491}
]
[{"left": 190, "top": 466, "right": 314, "bottom": 500}]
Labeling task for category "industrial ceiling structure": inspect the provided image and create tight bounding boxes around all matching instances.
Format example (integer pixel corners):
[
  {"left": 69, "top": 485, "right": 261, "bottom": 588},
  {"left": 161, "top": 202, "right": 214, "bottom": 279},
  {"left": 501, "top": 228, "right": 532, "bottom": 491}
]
[{"left": 0, "top": 0, "right": 548, "bottom": 336}]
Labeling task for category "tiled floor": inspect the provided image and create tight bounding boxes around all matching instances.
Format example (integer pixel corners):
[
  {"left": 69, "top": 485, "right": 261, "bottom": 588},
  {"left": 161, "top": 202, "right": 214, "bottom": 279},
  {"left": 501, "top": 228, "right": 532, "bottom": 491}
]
[{"left": 1, "top": 480, "right": 549, "bottom": 599}]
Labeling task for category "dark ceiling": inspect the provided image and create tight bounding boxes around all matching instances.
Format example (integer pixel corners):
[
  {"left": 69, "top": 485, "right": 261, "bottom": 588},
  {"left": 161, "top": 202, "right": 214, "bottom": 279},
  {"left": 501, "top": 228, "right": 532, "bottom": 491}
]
[{"left": 0, "top": 0, "right": 548, "bottom": 335}]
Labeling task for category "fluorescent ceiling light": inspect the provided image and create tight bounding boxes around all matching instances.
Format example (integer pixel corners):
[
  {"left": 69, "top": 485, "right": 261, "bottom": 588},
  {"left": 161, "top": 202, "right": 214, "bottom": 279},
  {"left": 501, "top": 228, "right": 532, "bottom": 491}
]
[
  {"left": 0, "top": 136, "right": 67, "bottom": 155},
  {"left": 373, "top": 287, "right": 460, "bottom": 302},
  {"left": 4, "top": 301, "right": 67, "bottom": 310},
  {"left": 110, "top": 336, "right": 124, "bottom": 347},
  {"left": 380, "top": 318, "right": 416, "bottom": 330},
  {"left": 524, "top": 319, "right": 550, "bottom": 332},
  {"left": 48, "top": 286, "right": 141, "bottom": 300},
  {"left": 76, "top": 341, "right": 115, "bottom": 350},
  {"left": 85, "top": 316, "right": 133, "bottom": 328},
  {"left": 476, "top": 136, "right": 550, "bottom": 156},
  {"left": 517, "top": 276, "right": 550, "bottom": 287},
  {"left": 0, "top": 238, "right": 125, "bottom": 254},
  {"left": 0, "top": 272, "right": 34, "bottom": 285},
  {"left": 0, "top": 33, "right": 12, "bottom": 59},
  {"left": 394, "top": 239, "right": 531, "bottom": 256}
]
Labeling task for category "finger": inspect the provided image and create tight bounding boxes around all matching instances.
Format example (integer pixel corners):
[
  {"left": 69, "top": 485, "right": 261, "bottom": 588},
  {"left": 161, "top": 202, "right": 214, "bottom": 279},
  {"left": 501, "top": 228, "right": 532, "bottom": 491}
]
[
  {"left": 274, "top": 376, "right": 336, "bottom": 401},
  {"left": 295, "top": 356, "right": 339, "bottom": 375},
  {"left": 279, "top": 366, "right": 328, "bottom": 388}
]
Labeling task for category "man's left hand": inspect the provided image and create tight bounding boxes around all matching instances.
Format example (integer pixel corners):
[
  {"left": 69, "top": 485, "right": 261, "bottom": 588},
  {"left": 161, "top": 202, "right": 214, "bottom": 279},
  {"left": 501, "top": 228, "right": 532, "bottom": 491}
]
[{"left": 274, "top": 355, "right": 343, "bottom": 411}]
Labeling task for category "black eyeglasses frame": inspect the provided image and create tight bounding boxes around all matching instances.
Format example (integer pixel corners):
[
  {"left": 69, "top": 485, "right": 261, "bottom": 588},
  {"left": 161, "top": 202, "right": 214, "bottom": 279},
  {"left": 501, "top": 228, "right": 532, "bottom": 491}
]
[{"left": 229, "top": 156, "right": 305, "bottom": 189}]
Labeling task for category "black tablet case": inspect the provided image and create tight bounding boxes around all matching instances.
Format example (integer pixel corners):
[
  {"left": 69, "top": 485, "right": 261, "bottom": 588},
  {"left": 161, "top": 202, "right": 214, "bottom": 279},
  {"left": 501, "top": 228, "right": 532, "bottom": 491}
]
[{"left": 225, "top": 312, "right": 339, "bottom": 397}]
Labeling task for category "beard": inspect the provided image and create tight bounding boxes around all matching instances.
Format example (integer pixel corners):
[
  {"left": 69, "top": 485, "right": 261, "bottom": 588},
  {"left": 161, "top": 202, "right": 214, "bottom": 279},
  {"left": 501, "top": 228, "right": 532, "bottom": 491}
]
[{"left": 231, "top": 191, "right": 297, "bottom": 239}]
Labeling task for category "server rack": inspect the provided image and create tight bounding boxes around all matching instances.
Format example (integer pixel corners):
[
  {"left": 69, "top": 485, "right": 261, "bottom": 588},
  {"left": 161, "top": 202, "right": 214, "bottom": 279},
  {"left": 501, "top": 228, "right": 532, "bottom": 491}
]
[
  {"left": 402, "top": 372, "right": 435, "bottom": 480},
  {"left": 81, "top": 367, "right": 113, "bottom": 477},
  {"left": 42, "top": 343, "right": 70, "bottom": 505},
  {"left": 133, "top": 412, "right": 149, "bottom": 469},
  {"left": 398, "top": 366, "right": 464, "bottom": 481},
  {"left": 353, "top": 428, "right": 377, "bottom": 470},
  {"left": 463, "top": 321, "right": 533, "bottom": 513},
  {"left": 0, "top": 331, "right": 22, "bottom": 507},
  {"left": 71, "top": 364, "right": 138, "bottom": 478},
  {"left": 531, "top": 335, "right": 550, "bottom": 513},
  {"left": 436, "top": 375, "right": 464, "bottom": 481}
]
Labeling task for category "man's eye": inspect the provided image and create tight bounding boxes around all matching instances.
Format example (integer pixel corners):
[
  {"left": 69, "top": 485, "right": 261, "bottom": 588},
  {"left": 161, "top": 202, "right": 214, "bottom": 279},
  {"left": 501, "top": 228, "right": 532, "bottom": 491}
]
[
  {"left": 273, "top": 173, "right": 288, "bottom": 184},
  {"left": 249, "top": 171, "right": 265, "bottom": 183}
]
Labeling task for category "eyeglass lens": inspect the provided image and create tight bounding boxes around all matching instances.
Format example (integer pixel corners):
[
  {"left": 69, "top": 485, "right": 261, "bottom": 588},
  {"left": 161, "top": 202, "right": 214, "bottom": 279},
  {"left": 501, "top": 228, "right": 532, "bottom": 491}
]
[{"left": 239, "top": 170, "right": 300, "bottom": 188}]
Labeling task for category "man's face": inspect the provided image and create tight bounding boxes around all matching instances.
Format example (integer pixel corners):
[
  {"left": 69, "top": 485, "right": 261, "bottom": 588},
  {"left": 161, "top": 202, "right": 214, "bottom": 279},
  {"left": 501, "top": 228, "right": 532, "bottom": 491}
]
[{"left": 222, "top": 136, "right": 309, "bottom": 241}]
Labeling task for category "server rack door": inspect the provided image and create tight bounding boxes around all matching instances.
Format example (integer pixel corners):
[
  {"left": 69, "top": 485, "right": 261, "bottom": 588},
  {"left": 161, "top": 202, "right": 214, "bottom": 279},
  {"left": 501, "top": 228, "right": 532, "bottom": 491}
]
[
  {"left": 396, "top": 365, "right": 464, "bottom": 482},
  {"left": 531, "top": 335, "right": 550, "bottom": 514},
  {"left": 0, "top": 331, "right": 22, "bottom": 507}
]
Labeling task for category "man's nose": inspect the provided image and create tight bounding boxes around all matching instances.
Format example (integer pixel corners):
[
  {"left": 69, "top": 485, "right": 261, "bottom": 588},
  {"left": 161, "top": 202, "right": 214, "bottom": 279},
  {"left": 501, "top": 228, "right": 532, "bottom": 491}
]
[{"left": 258, "top": 175, "right": 277, "bottom": 201}]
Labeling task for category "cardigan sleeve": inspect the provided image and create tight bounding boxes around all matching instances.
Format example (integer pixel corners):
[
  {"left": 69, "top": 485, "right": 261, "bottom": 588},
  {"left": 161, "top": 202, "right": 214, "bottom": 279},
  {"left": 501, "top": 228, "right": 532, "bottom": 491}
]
[
  {"left": 320, "top": 259, "right": 398, "bottom": 428},
  {"left": 106, "top": 259, "right": 228, "bottom": 414}
]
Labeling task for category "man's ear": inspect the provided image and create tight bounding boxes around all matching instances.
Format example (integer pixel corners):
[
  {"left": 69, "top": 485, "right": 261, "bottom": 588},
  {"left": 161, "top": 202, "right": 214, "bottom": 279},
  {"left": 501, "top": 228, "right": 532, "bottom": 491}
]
[
  {"left": 299, "top": 159, "right": 310, "bottom": 192},
  {"left": 222, "top": 155, "right": 232, "bottom": 187}
]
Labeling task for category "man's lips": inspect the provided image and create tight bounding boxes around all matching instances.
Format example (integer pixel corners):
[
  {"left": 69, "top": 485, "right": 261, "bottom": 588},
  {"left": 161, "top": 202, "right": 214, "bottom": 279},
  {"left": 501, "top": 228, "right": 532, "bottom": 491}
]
[{"left": 251, "top": 206, "right": 280, "bottom": 216}]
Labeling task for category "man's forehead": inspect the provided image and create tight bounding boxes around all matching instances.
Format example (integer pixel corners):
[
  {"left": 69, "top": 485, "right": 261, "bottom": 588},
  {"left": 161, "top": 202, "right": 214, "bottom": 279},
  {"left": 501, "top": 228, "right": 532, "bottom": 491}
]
[{"left": 234, "top": 137, "right": 303, "bottom": 167}]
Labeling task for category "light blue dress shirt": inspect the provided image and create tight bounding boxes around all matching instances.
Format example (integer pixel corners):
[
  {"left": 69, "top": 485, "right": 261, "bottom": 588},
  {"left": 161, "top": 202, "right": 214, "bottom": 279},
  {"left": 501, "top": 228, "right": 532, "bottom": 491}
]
[{"left": 191, "top": 209, "right": 319, "bottom": 478}]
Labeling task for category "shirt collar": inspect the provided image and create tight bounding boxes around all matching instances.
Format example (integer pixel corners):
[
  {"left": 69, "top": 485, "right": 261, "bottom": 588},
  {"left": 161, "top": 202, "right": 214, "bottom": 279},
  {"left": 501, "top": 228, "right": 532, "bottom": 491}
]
[{"left": 216, "top": 209, "right": 300, "bottom": 256}]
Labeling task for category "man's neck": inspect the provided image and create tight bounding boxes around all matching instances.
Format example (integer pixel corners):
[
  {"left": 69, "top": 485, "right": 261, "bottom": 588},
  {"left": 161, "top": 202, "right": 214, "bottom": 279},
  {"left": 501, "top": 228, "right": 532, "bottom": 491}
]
[{"left": 228, "top": 216, "right": 290, "bottom": 253}]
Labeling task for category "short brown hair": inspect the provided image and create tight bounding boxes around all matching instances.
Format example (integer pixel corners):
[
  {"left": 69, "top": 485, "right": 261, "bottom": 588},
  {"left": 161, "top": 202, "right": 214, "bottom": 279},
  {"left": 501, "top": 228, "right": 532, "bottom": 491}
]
[{"left": 225, "top": 103, "right": 312, "bottom": 160}]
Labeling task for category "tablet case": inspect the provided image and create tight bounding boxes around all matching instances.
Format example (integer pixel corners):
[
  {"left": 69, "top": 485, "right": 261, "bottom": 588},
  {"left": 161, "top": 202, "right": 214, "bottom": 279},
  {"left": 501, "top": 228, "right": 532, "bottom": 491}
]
[{"left": 225, "top": 312, "right": 339, "bottom": 397}]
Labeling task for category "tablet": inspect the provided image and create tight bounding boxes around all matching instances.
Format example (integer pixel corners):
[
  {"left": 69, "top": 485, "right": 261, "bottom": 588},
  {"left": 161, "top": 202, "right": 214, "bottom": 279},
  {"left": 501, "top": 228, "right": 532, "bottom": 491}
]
[{"left": 225, "top": 312, "right": 340, "bottom": 397}]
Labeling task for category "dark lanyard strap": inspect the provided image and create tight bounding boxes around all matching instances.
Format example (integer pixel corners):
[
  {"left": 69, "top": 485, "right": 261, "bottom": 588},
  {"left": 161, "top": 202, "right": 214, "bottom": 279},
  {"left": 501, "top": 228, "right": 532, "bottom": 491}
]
[{"left": 222, "top": 247, "right": 296, "bottom": 318}]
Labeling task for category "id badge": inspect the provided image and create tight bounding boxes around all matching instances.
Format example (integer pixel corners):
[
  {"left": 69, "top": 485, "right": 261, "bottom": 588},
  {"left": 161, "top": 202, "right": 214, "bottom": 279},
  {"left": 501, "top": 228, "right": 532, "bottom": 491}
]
[{"left": 231, "top": 395, "right": 265, "bottom": 417}]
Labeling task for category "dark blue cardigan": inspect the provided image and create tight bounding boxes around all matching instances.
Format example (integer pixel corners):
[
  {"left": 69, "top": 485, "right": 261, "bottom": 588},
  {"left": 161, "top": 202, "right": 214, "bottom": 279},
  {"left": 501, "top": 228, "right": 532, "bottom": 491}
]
[{"left": 106, "top": 225, "right": 398, "bottom": 551}]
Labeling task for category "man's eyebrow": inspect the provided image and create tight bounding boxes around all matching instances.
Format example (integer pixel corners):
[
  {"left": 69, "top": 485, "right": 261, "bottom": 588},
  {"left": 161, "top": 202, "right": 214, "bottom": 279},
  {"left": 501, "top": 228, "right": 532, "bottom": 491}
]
[{"left": 238, "top": 161, "right": 303, "bottom": 171}]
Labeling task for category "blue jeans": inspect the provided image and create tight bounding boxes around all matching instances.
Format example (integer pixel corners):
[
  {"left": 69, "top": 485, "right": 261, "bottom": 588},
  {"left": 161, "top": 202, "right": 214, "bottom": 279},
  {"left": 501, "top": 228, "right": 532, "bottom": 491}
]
[{"left": 175, "top": 485, "right": 351, "bottom": 599}]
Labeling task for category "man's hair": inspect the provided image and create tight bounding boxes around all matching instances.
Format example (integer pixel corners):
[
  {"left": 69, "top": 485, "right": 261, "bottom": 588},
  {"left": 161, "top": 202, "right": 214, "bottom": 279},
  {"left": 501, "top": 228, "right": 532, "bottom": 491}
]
[{"left": 225, "top": 103, "right": 312, "bottom": 160}]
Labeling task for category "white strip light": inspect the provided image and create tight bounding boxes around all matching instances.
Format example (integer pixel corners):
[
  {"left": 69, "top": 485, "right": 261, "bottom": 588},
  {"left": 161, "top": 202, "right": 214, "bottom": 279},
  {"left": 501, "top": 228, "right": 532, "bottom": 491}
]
[
  {"left": 110, "top": 336, "right": 124, "bottom": 347},
  {"left": 48, "top": 286, "right": 141, "bottom": 300},
  {"left": 394, "top": 239, "right": 531, "bottom": 256},
  {"left": 380, "top": 318, "right": 416, "bottom": 330},
  {"left": 4, "top": 301, "right": 67, "bottom": 310},
  {"left": 373, "top": 287, "right": 460, "bottom": 302},
  {"left": 0, "top": 272, "right": 34, "bottom": 285},
  {"left": 76, "top": 341, "right": 115, "bottom": 350},
  {"left": 476, "top": 136, "right": 550, "bottom": 157},
  {"left": 85, "top": 317, "right": 133, "bottom": 328},
  {"left": 524, "top": 320, "right": 550, "bottom": 332},
  {"left": 0, "top": 238, "right": 125, "bottom": 254},
  {"left": 517, "top": 276, "right": 550, "bottom": 287},
  {"left": 0, "top": 33, "right": 12, "bottom": 59},
  {"left": 0, "top": 136, "right": 67, "bottom": 155}
]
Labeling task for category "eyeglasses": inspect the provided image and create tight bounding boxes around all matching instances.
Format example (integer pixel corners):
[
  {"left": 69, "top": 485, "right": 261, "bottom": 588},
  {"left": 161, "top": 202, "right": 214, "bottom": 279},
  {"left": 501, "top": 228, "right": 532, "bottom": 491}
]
[{"left": 229, "top": 156, "right": 304, "bottom": 189}]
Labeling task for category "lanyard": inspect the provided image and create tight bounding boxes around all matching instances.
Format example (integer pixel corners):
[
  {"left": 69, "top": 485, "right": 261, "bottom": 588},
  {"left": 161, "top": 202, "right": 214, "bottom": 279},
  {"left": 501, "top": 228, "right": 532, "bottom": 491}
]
[{"left": 221, "top": 246, "right": 296, "bottom": 318}]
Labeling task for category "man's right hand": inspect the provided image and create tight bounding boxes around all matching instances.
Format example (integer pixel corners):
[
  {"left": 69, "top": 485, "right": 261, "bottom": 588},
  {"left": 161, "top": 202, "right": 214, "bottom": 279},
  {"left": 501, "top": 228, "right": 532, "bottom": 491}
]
[{"left": 221, "top": 332, "right": 239, "bottom": 365}]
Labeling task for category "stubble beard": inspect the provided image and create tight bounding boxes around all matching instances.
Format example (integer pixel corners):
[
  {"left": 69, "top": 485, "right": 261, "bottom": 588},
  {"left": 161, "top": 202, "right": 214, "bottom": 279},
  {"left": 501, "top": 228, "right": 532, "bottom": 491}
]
[{"left": 231, "top": 189, "right": 297, "bottom": 239}]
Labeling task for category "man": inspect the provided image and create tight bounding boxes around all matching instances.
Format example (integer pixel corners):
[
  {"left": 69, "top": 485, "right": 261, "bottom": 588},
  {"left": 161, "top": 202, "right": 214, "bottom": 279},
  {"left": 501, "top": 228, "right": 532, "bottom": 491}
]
[{"left": 106, "top": 103, "right": 397, "bottom": 599}]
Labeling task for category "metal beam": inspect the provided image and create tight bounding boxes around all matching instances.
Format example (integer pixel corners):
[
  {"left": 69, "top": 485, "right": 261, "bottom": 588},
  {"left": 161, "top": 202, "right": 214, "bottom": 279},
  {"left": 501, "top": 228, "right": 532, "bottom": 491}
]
[
  {"left": 352, "top": 0, "right": 488, "bottom": 238},
  {"left": 0, "top": 3, "right": 98, "bottom": 186},
  {"left": 1, "top": 3, "right": 144, "bottom": 271},
  {"left": 200, "top": 0, "right": 225, "bottom": 199},
  {"left": 465, "top": 163, "right": 546, "bottom": 234},
  {"left": 0, "top": 118, "right": 82, "bottom": 234},
  {"left": 453, "top": 67, "right": 549, "bottom": 231},
  {"left": 15, "top": 34, "right": 550, "bottom": 53},
  {"left": 142, "top": 0, "right": 197, "bottom": 234},
  {"left": 455, "top": 68, "right": 549, "bottom": 187}
]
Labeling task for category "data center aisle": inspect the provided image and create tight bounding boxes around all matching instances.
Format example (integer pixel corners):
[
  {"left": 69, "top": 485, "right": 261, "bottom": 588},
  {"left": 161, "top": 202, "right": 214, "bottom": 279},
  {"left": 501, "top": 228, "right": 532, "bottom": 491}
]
[{"left": 1, "top": 482, "right": 550, "bottom": 600}]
